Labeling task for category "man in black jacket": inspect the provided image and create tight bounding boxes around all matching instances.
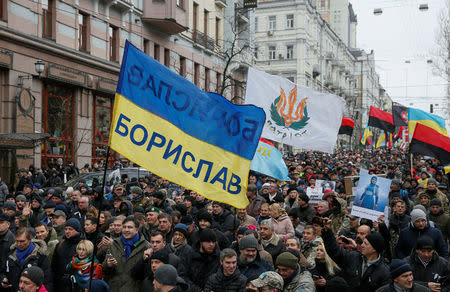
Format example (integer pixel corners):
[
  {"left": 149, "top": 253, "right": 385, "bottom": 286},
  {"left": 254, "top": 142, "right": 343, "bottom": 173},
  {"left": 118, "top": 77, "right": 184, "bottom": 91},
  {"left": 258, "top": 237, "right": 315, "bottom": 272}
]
[
  {"left": 0, "top": 214, "right": 14, "bottom": 271},
  {"left": 204, "top": 248, "right": 247, "bottom": 291},
  {"left": 322, "top": 218, "right": 390, "bottom": 292},
  {"left": 405, "top": 236, "right": 449, "bottom": 292},
  {"left": 1, "top": 227, "right": 52, "bottom": 292},
  {"left": 376, "top": 259, "right": 429, "bottom": 292},
  {"left": 51, "top": 218, "right": 83, "bottom": 292},
  {"left": 183, "top": 228, "right": 221, "bottom": 291}
]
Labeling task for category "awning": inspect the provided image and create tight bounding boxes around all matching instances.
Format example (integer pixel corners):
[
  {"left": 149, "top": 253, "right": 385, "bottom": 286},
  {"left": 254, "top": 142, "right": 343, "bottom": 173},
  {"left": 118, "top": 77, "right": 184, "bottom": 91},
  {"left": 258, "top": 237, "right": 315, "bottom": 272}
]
[{"left": 0, "top": 133, "right": 50, "bottom": 149}]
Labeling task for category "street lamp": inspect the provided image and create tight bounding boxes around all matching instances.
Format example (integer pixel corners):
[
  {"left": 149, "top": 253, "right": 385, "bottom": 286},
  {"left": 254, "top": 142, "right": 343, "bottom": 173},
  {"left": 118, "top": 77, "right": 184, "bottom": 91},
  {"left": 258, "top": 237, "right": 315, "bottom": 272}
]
[
  {"left": 373, "top": 8, "right": 383, "bottom": 15},
  {"left": 34, "top": 60, "right": 45, "bottom": 77}
]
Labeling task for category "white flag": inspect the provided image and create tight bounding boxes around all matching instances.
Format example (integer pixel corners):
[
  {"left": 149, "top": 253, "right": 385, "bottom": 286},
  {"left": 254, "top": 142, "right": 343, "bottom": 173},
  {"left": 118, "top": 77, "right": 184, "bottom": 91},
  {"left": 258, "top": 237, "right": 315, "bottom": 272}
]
[{"left": 245, "top": 67, "right": 345, "bottom": 153}]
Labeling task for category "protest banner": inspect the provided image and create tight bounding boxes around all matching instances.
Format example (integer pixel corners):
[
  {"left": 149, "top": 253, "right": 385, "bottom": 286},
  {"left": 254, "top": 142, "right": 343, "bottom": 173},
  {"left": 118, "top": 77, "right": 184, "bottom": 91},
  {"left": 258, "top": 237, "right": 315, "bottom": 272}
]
[
  {"left": 306, "top": 187, "right": 323, "bottom": 205},
  {"left": 351, "top": 170, "right": 392, "bottom": 221},
  {"left": 109, "top": 41, "right": 266, "bottom": 209}
]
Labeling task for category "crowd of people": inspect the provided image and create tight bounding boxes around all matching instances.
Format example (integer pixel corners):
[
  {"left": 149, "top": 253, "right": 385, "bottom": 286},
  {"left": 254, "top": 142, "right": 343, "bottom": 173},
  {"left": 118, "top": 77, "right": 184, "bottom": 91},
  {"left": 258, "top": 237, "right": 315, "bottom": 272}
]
[{"left": 0, "top": 148, "right": 449, "bottom": 292}]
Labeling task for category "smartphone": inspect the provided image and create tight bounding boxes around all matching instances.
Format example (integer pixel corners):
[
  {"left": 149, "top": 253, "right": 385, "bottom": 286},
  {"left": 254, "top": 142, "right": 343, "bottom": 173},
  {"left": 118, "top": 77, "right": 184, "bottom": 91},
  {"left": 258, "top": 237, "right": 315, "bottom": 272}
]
[
  {"left": 342, "top": 238, "right": 350, "bottom": 244},
  {"left": 312, "top": 275, "right": 320, "bottom": 280}
]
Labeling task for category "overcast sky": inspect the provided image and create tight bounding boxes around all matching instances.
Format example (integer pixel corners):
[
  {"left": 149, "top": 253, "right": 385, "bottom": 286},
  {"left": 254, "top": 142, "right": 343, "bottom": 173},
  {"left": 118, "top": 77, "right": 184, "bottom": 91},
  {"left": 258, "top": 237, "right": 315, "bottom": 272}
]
[{"left": 351, "top": 0, "right": 448, "bottom": 114}]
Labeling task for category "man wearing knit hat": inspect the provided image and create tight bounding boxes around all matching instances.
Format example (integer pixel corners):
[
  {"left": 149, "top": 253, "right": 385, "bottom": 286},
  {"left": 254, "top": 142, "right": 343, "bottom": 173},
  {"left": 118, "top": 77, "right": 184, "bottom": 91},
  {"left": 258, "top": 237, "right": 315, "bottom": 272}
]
[
  {"left": 18, "top": 266, "right": 44, "bottom": 292},
  {"left": 275, "top": 252, "right": 314, "bottom": 291},
  {"left": 415, "top": 177, "right": 449, "bottom": 213},
  {"left": 189, "top": 210, "right": 230, "bottom": 250},
  {"left": 182, "top": 228, "right": 221, "bottom": 291},
  {"left": 237, "top": 235, "right": 273, "bottom": 278},
  {"left": 405, "top": 236, "right": 450, "bottom": 292},
  {"left": 428, "top": 198, "right": 450, "bottom": 244},
  {"left": 396, "top": 209, "right": 448, "bottom": 259},
  {"left": 376, "top": 259, "right": 429, "bottom": 292},
  {"left": 51, "top": 217, "right": 83, "bottom": 291},
  {"left": 130, "top": 186, "right": 151, "bottom": 210},
  {"left": 322, "top": 218, "right": 390, "bottom": 292},
  {"left": 153, "top": 264, "right": 188, "bottom": 292}
]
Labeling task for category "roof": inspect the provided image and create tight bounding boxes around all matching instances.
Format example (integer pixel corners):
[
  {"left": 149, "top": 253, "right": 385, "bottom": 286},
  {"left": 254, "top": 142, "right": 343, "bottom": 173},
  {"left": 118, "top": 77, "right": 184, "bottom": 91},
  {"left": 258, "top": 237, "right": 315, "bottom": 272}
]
[{"left": 0, "top": 133, "right": 50, "bottom": 149}]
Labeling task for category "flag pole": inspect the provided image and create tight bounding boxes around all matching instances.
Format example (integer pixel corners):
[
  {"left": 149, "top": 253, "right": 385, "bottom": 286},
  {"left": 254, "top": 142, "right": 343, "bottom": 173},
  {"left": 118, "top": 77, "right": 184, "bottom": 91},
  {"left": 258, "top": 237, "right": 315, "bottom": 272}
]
[
  {"left": 88, "top": 145, "right": 111, "bottom": 291},
  {"left": 410, "top": 153, "right": 414, "bottom": 178}
]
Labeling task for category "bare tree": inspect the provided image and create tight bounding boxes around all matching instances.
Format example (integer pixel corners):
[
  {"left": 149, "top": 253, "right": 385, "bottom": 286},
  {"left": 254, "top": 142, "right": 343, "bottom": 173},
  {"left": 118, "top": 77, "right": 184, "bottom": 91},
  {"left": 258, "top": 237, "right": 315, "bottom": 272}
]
[
  {"left": 432, "top": 1, "right": 449, "bottom": 91},
  {"left": 216, "top": 15, "right": 253, "bottom": 101}
]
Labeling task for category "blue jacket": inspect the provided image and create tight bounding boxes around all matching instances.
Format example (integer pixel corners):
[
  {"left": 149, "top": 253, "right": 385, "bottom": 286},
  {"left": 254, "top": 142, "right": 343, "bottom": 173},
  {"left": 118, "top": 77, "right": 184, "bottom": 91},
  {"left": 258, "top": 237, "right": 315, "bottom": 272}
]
[
  {"left": 237, "top": 254, "right": 273, "bottom": 279},
  {"left": 396, "top": 222, "right": 449, "bottom": 260}
]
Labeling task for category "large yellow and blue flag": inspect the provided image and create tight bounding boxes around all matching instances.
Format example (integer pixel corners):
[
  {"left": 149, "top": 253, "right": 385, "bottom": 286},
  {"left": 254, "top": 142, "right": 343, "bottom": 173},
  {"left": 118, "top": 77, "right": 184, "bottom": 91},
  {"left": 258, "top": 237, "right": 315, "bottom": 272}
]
[
  {"left": 250, "top": 139, "right": 290, "bottom": 181},
  {"left": 408, "top": 108, "right": 447, "bottom": 138},
  {"left": 375, "top": 132, "right": 386, "bottom": 149},
  {"left": 361, "top": 127, "right": 373, "bottom": 145},
  {"left": 109, "top": 41, "right": 266, "bottom": 208}
]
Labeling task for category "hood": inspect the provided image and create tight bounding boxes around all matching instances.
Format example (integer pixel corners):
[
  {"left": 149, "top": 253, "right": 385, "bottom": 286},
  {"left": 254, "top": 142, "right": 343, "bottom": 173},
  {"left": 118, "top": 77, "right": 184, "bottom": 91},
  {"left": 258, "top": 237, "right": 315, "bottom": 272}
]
[{"left": 119, "top": 200, "right": 133, "bottom": 216}]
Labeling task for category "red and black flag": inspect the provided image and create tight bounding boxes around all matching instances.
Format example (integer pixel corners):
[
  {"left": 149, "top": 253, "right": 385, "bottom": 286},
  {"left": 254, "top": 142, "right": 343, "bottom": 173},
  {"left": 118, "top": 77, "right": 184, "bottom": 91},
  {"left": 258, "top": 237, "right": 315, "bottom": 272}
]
[
  {"left": 368, "top": 106, "right": 395, "bottom": 133},
  {"left": 392, "top": 102, "right": 408, "bottom": 126},
  {"left": 339, "top": 117, "right": 355, "bottom": 135},
  {"left": 410, "top": 123, "right": 450, "bottom": 165}
]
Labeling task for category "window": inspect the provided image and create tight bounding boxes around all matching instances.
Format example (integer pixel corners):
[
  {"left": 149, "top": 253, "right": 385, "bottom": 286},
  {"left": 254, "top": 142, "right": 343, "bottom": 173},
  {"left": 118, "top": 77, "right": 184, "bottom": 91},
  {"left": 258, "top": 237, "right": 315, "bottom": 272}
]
[
  {"left": 93, "top": 96, "right": 113, "bottom": 164},
  {"left": 109, "top": 25, "right": 118, "bottom": 61},
  {"left": 216, "top": 72, "right": 222, "bottom": 93},
  {"left": 176, "top": 0, "right": 184, "bottom": 8},
  {"left": 286, "top": 14, "right": 294, "bottom": 28},
  {"left": 154, "top": 44, "right": 160, "bottom": 61},
  {"left": 180, "top": 57, "right": 186, "bottom": 77},
  {"left": 215, "top": 17, "right": 220, "bottom": 45},
  {"left": 204, "top": 10, "right": 208, "bottom": 35},
  {"left": 287, "top": 77, "right": 295, "bottom": 82},
  {"left": 254, "top": 46, "right": 258, "bottom": 59},
  {"left": 0, "top": 0, "right": 6, "bottom": 20},
  {"left": 254, "top": 17, "right": 258, "bottom": 31},
  {"left": 205, "top": 68, "right": 210, "bottom": 91},
  {"left": 42, "top": 84, "right": 74, "bottom": 165},
  {"left": 268, "top": 16, "right": 276, "bottom": 30},
  {"left": 286, "top": 45, "right": 293, "bottom": 59},
  {"left": 193, "top": 3, "right": 198, "bottom": 31},
  {"left": 194, "top": 63, "right": 200, "bottom": 86},
  {"left": 42, "top": 0, "right": 53, "bottom": 38},
  {"left": 164, "top": 48, "right": 170, "bottom": 67},
  {"left": 268, "top": 46, "right": 276, "bottom": 60},
  {"left": 78, "top": 12, "right": 89, "bottom": 51},
  {"left": 144, "top": 39, "right": 150, "bottom": 55}
]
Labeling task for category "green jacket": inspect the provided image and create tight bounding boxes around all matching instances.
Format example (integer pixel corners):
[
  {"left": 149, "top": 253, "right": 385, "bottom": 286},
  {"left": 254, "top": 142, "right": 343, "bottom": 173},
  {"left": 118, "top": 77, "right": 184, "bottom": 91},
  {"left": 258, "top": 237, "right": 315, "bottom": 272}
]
[
  {"left": 102, "top": 235, "right": 151, "bottom": 292},
  {"left": 429, "top": 210, "right": 450, "bottom": 243}
]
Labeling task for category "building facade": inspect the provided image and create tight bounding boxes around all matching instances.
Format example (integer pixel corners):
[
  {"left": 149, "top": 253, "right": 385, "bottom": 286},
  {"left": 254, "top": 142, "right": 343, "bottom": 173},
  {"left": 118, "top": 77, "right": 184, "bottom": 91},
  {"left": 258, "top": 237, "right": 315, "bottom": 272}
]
[
  {"left": 253, "top": 0, "right": 387, "bottom": 149},
  {"left": 0, "top": 0, "right": 242, "bottom": 185}
]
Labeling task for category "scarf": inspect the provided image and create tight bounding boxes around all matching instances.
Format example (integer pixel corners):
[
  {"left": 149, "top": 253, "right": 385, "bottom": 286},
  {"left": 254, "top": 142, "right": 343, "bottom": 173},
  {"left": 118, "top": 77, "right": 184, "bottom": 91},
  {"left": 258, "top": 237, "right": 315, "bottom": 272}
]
[
  {"left": 17, "top": 241, "right": 35, "bottom": 266},
  {"left": 393, "top": 282, "right": 409, "bottom": 292},
  {"left": 70, "top": 254, "right": 99, "bottom": 289},
  {"left": 261, "top": 233, "right": 279, "bottom": 248},
  {"left": 121, "top": 233, "right": 140, "bottom": 260},
  {"left": 170, "top": 238, "right": 187, "bottom": 253}
]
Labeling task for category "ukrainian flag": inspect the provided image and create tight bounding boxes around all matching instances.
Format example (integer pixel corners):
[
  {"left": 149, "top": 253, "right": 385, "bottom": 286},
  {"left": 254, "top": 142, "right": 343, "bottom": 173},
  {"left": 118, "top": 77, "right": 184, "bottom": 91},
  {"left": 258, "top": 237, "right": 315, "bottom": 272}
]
[
  {"left": 375, "top": 132, "right": 386, "bottom": 149},
  {"left": 408, "top": 108, "right": 447, "bottom": 138},
  {"left": 109, "top": 41, "right": 266, "bottom": 208}
]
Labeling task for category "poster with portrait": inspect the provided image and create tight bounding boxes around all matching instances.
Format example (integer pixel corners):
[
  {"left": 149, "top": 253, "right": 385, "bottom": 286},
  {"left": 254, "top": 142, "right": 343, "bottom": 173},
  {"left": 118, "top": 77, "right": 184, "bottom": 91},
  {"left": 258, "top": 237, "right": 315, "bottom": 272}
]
[
  {"left": 316, "top": 180, "right": 336, "bottom": 191},
  {"left": 351, "top": 170, "right": 392, "bottom": 221}
]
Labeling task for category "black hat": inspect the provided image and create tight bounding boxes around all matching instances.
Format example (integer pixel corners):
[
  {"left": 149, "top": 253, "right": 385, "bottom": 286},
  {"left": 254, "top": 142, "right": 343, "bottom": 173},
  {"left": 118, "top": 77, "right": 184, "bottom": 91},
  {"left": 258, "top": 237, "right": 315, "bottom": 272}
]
[
  {"left": 287, "top": 187, "right": 299, "bottom": 196},
  {"left": 197, "top": 210, "right": 213, "bottom": 223},
  {"left": 150, "top": 248, "right": 170, "bottom": 264},
  {"left": 365, "top": 232, "right": 385, "bottom": 254},
  {"left": 93, "top": 186, "right": 103, "bottom": 194},
  {"left": 134, "top": 206, "right": 145, "bottom": 214},
  {"left": 43, "top": 201, "right": 56, "bottom": 209},
  {"left": 390, "top": 259, "right": 412, "bottom": 280},
  {"left": 199, "top": 228, "right": 217, "bottom": 242},
  {"left": 415, "top": 235, "right": 435, "bottom": 250},
  {"left": 430, "top": 198, "right": 442, "bottom": 207},
  {"left": 152, "top": 190, "right": 165, "bottom": 200},
  {"left": 21, "top": 266, "right": 44, "bottom": 287},
  {"left": 180, "top": 215, "right": 193, "bottom": 225},
  {"left": 0, "top": 214, "right": 10, "bottom": 222},
  {"left": 174, "top": 204, "right": 187, "bottom": 216},
  {"left": 3, "top": 201, "right": 16, "bottom": 211},
  {"left": 183, "top": 196, "right": 195, "bottom": 203},
  {"left": 65, "top": 218, "right": 82, "bottom": 233}
]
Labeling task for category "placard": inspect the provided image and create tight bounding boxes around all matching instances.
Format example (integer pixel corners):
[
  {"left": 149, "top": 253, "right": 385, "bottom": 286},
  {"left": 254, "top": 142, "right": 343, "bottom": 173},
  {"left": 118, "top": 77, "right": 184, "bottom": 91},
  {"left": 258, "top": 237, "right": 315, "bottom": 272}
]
[{"left": 306, "top": 187, "right": 323, "bottom": 205}]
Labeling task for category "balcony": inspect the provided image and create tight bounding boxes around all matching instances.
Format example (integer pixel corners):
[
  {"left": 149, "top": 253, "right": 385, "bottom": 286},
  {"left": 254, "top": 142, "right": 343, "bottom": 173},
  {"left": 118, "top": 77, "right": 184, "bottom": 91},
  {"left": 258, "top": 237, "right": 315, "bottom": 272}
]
[
  {"left": 192, "top": 30, "right": 215, "bottom": 51},
  {"left": 142, "top": 0, "right": 188, "bottom": 35},
  {"left": 215, "top": 0, "right": 227, "bottom": 8}
]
